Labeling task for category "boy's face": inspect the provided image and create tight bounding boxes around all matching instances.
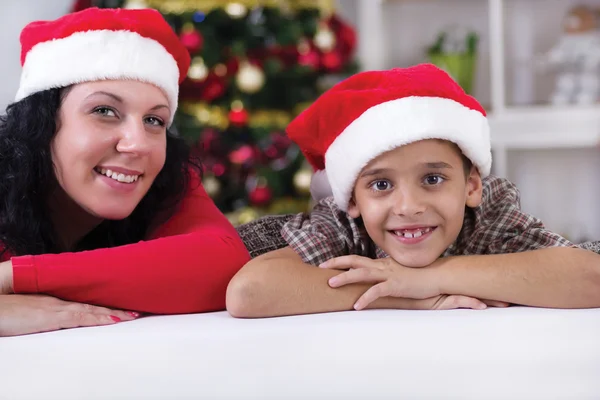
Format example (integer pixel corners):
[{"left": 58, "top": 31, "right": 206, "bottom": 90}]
[{"left": 347, "top": 139, "right": 483, "bottom": 268}]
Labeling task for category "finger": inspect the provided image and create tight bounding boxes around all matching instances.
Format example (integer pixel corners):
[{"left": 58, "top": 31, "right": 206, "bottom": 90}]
[
  {"left": 435, "top": 295, "right": 487, "bottom": 310},
  {"left": 328, "top": 268, "right": 387, "bottom": 288},
  {"left": 65, "top": 302, "right": 138, "bottom": 321},
  {"left": 482, "top": 299, "right": 511, "bottom": 308},
  {"left": 319, "top": 255, "right": 376, "bottom": 270},
  {"left": 354, "top": 282, "right": 393, "bottom": 310},
  {"left": 57, "top": 310, "right": 122, "bottom": 330}
]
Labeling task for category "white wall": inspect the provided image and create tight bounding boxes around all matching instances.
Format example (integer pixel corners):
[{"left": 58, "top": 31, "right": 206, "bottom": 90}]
[{"left": 0, "top": 0, "right": 72, "bottom": 111}]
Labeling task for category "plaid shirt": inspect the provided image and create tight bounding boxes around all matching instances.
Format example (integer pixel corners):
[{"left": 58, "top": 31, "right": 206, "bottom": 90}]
[{"left": 282, "top": 176, "right": 574, "bottom": 266}]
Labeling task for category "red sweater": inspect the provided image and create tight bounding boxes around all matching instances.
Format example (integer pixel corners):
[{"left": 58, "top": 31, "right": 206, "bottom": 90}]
[{"left": 1, "top": 177, "right": 250, "bottom": 314}]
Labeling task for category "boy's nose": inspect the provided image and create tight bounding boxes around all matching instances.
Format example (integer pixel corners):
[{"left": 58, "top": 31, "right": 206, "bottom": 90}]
[{"left": 392, "top": 189, "right": 426, "bottom": 216}]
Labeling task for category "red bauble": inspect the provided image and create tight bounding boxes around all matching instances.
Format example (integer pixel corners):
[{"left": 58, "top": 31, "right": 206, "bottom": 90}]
[
  {"left": 180, "top": 29, "right": 203, "bottom": 54},
  {"left": 229, "top": 145, "right": 255, "bottom": 165},
  {"left": 322, "top": 51, "right": 343, "bottom": 72},
  {"left": 71, "top": 0, "right": 92, "bottom": 12},
  {"left": 201, "top": 74, "right": 227, "bottom": 102},
  {"left": 298, "top": 49, "right": 321, "bottom": 70},
  {"left": 228, "top": 108, "right": 249, "bottom": 127},
  {"left": 249, "top": 185, "right": 272, "bottom": 207}
]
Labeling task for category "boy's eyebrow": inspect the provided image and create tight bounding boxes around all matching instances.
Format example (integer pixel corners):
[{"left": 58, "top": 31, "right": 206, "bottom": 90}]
[{"left": 423, "top": 162, "right": 453, "bottom": 169}]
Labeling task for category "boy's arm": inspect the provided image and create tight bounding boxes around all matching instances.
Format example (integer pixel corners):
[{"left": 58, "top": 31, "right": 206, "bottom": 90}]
[
  {"left": 226, "top": 246, "right": 496, "bottom": 317},
  {"left": 433, "top": 246, "right": 600, "bottom": 308}
]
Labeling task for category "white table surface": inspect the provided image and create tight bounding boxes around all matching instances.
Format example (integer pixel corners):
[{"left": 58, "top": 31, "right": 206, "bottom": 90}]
[{"left": 1, "top": 307, "right": 600, "bottom": 400}]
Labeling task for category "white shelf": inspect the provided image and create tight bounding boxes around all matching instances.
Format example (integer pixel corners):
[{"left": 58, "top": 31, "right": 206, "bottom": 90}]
[{"left": 489, "top": 105, "right": 600, "bottom": 150}]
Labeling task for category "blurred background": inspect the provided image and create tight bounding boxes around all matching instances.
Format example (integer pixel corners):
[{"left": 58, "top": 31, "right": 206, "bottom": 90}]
[{"left": 1, "top": 0, "right": 599, "bottom": 242}]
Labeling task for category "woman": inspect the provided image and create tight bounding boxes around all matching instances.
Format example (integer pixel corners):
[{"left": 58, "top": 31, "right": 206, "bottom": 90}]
[{"left": 0, "top": 7, "right": 250, "bottom": 336}]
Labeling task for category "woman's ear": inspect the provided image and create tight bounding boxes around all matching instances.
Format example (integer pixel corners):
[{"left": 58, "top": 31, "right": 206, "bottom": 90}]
[{"left": 465, "top": 167, "right": 483, "bottom": 208}]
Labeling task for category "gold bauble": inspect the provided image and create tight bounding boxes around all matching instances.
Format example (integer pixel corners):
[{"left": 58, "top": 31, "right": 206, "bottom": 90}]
[
  {"left": 202, "top": 175, "right": 221, "bottom": 198},
  {"left": 237, "top": 207, "right": 261, "bottom": 225},
  {"left": 124, "top": 0, "right": 148, "bottom": 9},
  {"left": 225, "top": 2, "right": 248, "bottom": 19},
  {"left": 188, "top": 57, "right": 209, "bottom": 82},
  {"left": 235, "top": 61, "right": 265, "bottom": 94},
  {"left": 293, "top": 169, "right": 313, "bottom": 195},
  {"left": 314, "top": 24, "right": 336, "bottom": 52}
]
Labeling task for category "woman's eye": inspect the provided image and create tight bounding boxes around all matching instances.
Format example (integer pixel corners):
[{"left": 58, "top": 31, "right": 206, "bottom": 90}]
[
  {"left": 424, "top": 175, "right": 445, "bottom": 185},
  {"left": 93, "top": 107, "right": 116, "bottom": 117},
  {"left": 370, "top": 180, "right": 391, "bottom": 191},
  {"left": 145, "top": 116, "right": 165, "bottom": 127}
]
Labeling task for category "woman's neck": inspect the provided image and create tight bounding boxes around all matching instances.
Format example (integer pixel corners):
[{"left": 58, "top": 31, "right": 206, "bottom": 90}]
[{"left": 48, "top": 188, "right": 103, "bottom": 251}]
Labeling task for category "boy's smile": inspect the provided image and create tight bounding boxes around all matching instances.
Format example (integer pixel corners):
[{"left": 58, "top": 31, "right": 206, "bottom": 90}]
[{"left": 347, "top": 139, "right": 483, "bottom": 268}]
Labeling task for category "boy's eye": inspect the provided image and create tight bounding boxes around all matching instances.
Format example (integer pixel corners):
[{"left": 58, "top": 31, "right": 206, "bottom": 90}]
[
  {"left": 424, "top": 175, "right": 445, "bottom": 185},
  {"left": 369, "top": 180, "right": 392, "bottom": 192}
]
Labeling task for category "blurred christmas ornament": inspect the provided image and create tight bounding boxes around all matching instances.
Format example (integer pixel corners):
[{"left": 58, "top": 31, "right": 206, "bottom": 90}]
[
  {"left": 322, "top": 50, "right": 343, "bottom": 72},
  {"left": 180, "top": 23, "right": 203, "bottom": 54},
  {"left": 202, "top": 174, "right": 221, "bottom": 198},
  {"left": 225, "top": 2, "right": 248, "bottom": 19},
  {"left": 214, "top": 63, "right": 228, "bottom": 77},
  {"left": 188, "top": 57, "right": 209, "bottom": 81},
  {"left": 298, "top": 49, "right": 321, "bottom": 70},
  {"left": 201, "top": 74, "right": 227, "bottom": 102},
  {"left": 293, "top": 168, "right": 312, "bottom": 195},
  {"left": 249, "top": 184, "right": 273, "bottom": 207},
  {"left": 71, "top": 0, "right": 92, "bottom": 12},
  {"left": 314, "top": 23, "right": 336, "bottom": 52},
  {"left": 229, "top": 100, "right": 249, "bottom": 126},
  {"left": 124, "top": 0, "right": 148, "bottom": 9},
  {"left": 235, "top": 61, "right": 266, "bottom": 94},
  {"left": 229, "top": 145, "right": 255, "bottom": 165},
  {"left": 237, "top": 207, "right": 260, "bottom": 225}
]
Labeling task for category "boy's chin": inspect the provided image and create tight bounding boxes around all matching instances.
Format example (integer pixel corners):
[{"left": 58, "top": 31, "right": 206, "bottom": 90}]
[{"left": 388, "top": 252, "right": 442, "bottom": 268}]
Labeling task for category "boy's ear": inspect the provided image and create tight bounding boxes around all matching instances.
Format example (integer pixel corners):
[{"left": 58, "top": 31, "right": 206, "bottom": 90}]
[
  {"left": 465, "top": 167, "right": 483, "bottom": 208},
  {"left": 347, "top": 195, "right": 361, "bottom": 219}
]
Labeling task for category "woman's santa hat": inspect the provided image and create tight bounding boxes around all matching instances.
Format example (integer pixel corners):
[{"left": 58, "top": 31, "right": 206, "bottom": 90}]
[
  {"left": 15, "top": 7, "right": 190, "bottom": 125},
  {"left": 286, "top": 64, "right": 492, "bottom": 211}
]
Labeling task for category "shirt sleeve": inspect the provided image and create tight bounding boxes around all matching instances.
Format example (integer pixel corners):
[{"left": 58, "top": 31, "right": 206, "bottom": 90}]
[
  {"left": 10, "top": 173, "right": 251, "bottom": 314},
  {"left": 578, "top": 241, "right": 600, "bottom": 254},
  {"left": 467, "top": 177, "right": 573, "bottom": 255},
  {"left": 281, "top": 197, "right": 367, "bottom": 266}
]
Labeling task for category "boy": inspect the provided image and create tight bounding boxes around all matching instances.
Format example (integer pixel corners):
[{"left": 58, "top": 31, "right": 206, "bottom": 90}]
[{"left": 227, "top": 64, "right": 600, "bottom": 317}]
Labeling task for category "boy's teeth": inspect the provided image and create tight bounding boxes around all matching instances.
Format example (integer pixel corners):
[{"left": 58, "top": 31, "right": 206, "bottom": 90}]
[
  {"left": 96, "top": 168, "right": 139, "bottom": 183},
  {"left": 394, "top": 227, "right": 432, "bottom": 238}
]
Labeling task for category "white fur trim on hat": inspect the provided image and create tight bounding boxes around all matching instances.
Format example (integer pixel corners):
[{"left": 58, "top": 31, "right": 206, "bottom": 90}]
[
  {"left": 310, "top": 169, "right": 333, "bottom": 201},
  {"left": 324, "top": 96, "right": 491, "bottom": 211},
  {"left": 15, "top": 30, "right": 180, "bottom": 125}
]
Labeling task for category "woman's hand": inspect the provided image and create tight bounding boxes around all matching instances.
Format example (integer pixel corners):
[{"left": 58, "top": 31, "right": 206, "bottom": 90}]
[{"left": 0, "top": 294, "right": 139, "bottom": 337}]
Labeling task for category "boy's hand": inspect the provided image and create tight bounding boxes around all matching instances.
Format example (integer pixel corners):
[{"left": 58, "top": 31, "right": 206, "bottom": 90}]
[
  {"left": 320, "top": 255, "right": 509, "bottom": 310},
  {"left": 320, "top": 255, "right": 440, "bottom": 309}
]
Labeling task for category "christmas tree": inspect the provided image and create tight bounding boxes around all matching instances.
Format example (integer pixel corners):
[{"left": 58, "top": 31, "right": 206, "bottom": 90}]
[{"left": 73, "top": 0, "right": 358, "bottom": 225}]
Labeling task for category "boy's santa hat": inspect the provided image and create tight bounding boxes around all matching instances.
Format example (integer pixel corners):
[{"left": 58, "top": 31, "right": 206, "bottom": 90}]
[
  {"left": 15, "top": 7, "right": 190, "bottom": 125},
  {"left": 286, "top": 64, "right": 491, "bottom": 211}
]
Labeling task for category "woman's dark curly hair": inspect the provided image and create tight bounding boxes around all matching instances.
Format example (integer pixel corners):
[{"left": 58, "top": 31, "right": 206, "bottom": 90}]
[{"left": 0, "top": 87, "right": 201, "bottom": 257}]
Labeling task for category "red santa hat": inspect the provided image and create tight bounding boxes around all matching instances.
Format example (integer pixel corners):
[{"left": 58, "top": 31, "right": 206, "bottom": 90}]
[
  {"left": 15, "top": 7, "right": 191, "bottom": 125},
  {"left": 287, "top": 64, "right": 491, "bottom": 211}
]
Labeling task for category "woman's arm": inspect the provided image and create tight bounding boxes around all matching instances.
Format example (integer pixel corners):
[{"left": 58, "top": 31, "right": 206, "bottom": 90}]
[{"left": 9, "top": 177, "right": 250, "bottom": 314}]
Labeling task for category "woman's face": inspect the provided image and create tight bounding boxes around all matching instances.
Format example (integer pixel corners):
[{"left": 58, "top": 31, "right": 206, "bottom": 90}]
[{"left": 51, "top": 80, "right": 170, "bottom": 220}]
